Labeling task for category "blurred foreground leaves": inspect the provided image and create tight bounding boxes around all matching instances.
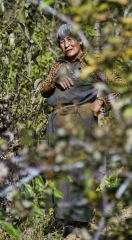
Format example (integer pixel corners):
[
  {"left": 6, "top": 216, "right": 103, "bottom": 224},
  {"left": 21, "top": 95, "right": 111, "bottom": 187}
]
[{"left": 0, "top": 0, "right": 132, "bottom": 239}]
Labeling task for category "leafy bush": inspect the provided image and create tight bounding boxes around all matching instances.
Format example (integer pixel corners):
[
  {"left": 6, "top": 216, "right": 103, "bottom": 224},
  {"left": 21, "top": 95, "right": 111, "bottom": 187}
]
[{"left": 0, "top": 0, "right": 132, "bottom": 239}]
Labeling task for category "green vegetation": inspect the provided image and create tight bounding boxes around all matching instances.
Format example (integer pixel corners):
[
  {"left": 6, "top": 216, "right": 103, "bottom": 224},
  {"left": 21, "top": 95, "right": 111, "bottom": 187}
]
[{"left": 0, "top": 0, "right": 132, "bottom": 239}]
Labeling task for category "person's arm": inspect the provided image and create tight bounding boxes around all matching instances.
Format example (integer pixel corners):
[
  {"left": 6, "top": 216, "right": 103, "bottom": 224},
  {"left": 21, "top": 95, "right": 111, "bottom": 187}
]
[
  {"left": 90, "top": 68, "right": 126, "bottom": 116},
  {"left": 99, "top": 69, "right": 126, "bottom": 108},
  {"left": 40, "top": 61, "right": 74, "bottom": 97},
  {"left": 40, "top": 62, "right": 61, "bottom": 98}
]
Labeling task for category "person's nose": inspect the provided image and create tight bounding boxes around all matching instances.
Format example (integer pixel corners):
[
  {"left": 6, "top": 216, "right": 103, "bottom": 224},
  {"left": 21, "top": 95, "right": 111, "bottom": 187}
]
[{"left": 64, "top": 39, "right": 69, "bottom": 48}]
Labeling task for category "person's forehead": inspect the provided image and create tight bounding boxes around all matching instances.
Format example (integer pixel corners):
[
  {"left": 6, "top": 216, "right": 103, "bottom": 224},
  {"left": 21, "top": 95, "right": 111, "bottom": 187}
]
[
  {"left": 60, "top": 35, "right": 71, "bottom": 39},
  {"left": 59, "top": 35, "right": 75, "bottom": 41}
]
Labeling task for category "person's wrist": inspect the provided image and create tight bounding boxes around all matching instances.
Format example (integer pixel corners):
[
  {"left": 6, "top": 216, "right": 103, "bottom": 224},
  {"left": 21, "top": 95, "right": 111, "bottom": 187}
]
[{"left": 50, "top": 81, "right": 56, "bottom": 88}]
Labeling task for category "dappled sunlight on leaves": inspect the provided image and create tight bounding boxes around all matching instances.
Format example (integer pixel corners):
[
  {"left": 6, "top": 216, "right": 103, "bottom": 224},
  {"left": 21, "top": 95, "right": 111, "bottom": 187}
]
[{"left": 0, "top": 0, "right": 132, "bottom": 239}]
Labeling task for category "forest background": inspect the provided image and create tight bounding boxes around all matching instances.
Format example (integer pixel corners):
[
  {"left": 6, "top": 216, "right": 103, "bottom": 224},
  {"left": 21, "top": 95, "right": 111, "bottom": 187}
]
[{"left": 0, "top": 0, "right": 132, "bottom": 239}]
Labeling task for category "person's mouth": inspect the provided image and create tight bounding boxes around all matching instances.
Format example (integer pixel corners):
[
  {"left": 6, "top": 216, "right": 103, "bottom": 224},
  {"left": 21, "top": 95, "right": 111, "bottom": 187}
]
[{"left": 66, "top": 49, "right": 73, "bottom": 53}]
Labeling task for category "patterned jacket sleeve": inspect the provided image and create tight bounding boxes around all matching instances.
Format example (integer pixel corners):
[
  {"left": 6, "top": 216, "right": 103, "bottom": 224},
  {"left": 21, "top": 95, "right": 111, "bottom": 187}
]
[
  {"left": 94, "top": 69, "right": 126, "bottom": 105},
  {"left": 40, "top": 61, "right": 62, "bottom": 98}
]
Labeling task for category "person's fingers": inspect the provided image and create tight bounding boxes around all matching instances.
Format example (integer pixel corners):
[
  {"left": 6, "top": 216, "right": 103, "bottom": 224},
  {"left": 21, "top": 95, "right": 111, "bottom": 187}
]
[
  {"left": 64, "top": 77, "right": 74, "bottom": 89},
  {"left": 59, "top": 81, "right": 67, "bottom": 89},
  {"left": 90, "top": 99, "right": 103, "bottom": 113},
  {"left": 59, "top": 77, "right": 68, "bottom": 89},
  {"left": 67, "top": 77, "right": 74, "bottom": 86},
  {"left": 59, "top": 76, "right": 73, "bottom": 89}
]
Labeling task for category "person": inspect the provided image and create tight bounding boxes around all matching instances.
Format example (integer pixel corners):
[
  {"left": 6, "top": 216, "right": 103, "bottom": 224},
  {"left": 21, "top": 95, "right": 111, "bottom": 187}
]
[{"left": 40, "top": 23, "right": 126, "bottom": 239}]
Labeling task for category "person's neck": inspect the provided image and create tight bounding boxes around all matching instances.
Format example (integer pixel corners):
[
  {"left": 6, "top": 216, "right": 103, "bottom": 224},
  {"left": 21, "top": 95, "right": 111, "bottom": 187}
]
[{"left": 67, "top": 50, "right": 83, "bottom": 63}]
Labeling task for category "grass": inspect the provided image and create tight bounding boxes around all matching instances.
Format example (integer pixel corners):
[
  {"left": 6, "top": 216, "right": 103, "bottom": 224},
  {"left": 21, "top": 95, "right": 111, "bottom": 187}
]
[
  {"left": 0, "top": 214, "right": 63, "bottom": 240},
  {"left": 20, "top": 215, "right": 62, "bottom": 240}
]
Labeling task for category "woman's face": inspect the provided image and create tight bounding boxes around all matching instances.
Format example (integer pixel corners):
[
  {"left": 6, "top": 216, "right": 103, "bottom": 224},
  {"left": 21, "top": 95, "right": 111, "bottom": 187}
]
[{"left": 59, "top": 35, "right": 82, "bottom": 61}]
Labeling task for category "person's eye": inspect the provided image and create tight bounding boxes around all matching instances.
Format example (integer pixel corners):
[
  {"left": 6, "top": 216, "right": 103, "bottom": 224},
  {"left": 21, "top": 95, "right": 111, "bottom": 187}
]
[
  {"left": 60, "top": 39, "right": 64, "bottom": 44},
  {"left": 67, "top": 37, "right": 72, "bottom": 41}
]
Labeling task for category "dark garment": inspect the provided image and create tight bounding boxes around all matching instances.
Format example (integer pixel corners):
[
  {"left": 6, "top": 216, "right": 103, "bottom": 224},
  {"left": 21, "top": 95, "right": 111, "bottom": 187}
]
[
  {"left": 46, "top": 58, "right": 98, "bottom": 222},
  {"left": 54, "top": 168, "right": 93, "bottom": 222},
  {"left": 46, "top": 104, "right": 97, "bottom": 146},
  {"left": 47, "top": 60, "right": 97, "bottom": 107}
]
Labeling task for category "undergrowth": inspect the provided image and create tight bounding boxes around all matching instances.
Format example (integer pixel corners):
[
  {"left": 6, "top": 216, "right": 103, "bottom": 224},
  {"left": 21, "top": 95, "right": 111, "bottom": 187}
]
[{"left": 0, "top": 214, "right": 62, "bottom": 240}]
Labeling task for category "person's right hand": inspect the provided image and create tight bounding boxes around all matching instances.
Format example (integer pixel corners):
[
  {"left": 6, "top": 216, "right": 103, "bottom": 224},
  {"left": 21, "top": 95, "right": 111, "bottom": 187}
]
[
  {"left": 52, "top": 76, "right": 74, "bottom": 90},
  {"left": 90, "top": 99, "right": 104, "bottom": 116}
]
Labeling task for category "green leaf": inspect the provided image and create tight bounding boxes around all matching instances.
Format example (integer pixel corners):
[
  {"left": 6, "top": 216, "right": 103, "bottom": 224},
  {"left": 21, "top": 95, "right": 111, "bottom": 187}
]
[
  {"left": 32, "top": 202, "right": 44, "bottom": 216},
  {"left": 0, "top": 139, "right": 6, "bottom": 144},
  {"left": 0, "top": 0, "right": 5, "bottom": 12},
  {"left": 53, "top": 188, "right": 63, "bottom": 199},
  {"left": 46, "top": 180, "right": 55, "bottom": 189},
  {"left": 4, "top": 223, "right": 22, "bottom": 240},
  {"left": 46, "top": 180, "right": 63, "bottom": 198},
  {"left": 24, "top": 2, "right": 31, "bottom": 8},
  {"left": 35, "top": 175, "right": 45, "bottom": 192},
  {"left": 67, "top": 176, "right": 73, "bottom": 183},
  {"left": 42, "top": 0, "right": 55, "bottom": 6},
  {"left": 123, "top": 106, "right": 132, "bottom": 118},
  {"left": 24, "top": 183, "right": 36, "bottom": 198}
]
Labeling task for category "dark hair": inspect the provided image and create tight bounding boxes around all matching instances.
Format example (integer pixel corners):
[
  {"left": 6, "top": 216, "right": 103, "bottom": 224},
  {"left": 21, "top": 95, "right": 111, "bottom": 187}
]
[{"left": 56, "top": 23, "right": 84, "bottom": 49}]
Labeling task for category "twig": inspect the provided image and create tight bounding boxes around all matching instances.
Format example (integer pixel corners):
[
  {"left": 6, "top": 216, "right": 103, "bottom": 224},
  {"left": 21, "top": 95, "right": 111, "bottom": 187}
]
[
  {"left": 0, "top": 16, "right": 17, "bottom": 34},
  {"left": 28, "top": 0, "right": 92, "bottom": 51}
]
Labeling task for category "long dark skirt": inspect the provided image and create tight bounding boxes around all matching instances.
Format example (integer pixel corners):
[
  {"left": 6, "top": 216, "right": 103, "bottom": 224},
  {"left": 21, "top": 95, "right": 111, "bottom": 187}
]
[{"left": 46, "top": 105, "right": 98, "bottom": 222}]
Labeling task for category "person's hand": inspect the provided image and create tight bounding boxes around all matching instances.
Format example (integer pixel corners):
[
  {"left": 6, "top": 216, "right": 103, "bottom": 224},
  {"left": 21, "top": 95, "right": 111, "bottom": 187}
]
[
  {"left": 52, "top": 76, "right": 74, "bottom": 90},
  {"left": 90, "top": 99, "right": 104, "bottom": 116}
]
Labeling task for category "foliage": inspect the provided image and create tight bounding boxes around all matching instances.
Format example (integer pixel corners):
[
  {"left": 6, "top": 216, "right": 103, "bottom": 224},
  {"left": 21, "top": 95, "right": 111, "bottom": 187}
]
[
  {"left": 3, "top": 223, "right": 22, "bottom": 240},
  {"left": 0, "top": 0, "right": 132, "bottom": 239}
]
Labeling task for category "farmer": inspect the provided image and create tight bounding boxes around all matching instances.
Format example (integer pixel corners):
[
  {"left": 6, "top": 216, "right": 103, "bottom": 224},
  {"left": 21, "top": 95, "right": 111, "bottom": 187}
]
[{"left": 40, "top": 23, "right": 126, "bottom": 239}]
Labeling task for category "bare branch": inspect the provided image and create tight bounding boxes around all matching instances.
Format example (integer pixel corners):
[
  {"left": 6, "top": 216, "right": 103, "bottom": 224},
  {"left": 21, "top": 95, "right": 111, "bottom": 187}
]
[{"left": 28, "top": 0, "right": 92, "bottom": 50}]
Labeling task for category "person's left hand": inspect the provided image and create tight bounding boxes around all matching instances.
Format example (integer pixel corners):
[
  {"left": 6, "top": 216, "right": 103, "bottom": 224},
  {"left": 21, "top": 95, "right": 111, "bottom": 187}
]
[
  {"left": 90, "top": 99, "right": 104, "bottom": 116},
  {"left": 56, "top": 76, "right": 74, "bottom": 89},
  {"left": 51, "top": 75, "right": 73, "bottom": 90}
]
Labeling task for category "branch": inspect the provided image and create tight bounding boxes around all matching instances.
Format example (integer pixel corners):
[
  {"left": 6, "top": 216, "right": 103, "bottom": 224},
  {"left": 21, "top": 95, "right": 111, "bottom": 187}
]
[
  {"left": 93, "top": 173, "right": 132, "bottom": 240},
  {"left": 124, "top": 2, "right": 132, "bottom": 17},
  {"left": 27, "top": 0, "right": 92, "bottom": 51},
  {"left": 0, "top": 16, "right": 17, "bottom": 34}
]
